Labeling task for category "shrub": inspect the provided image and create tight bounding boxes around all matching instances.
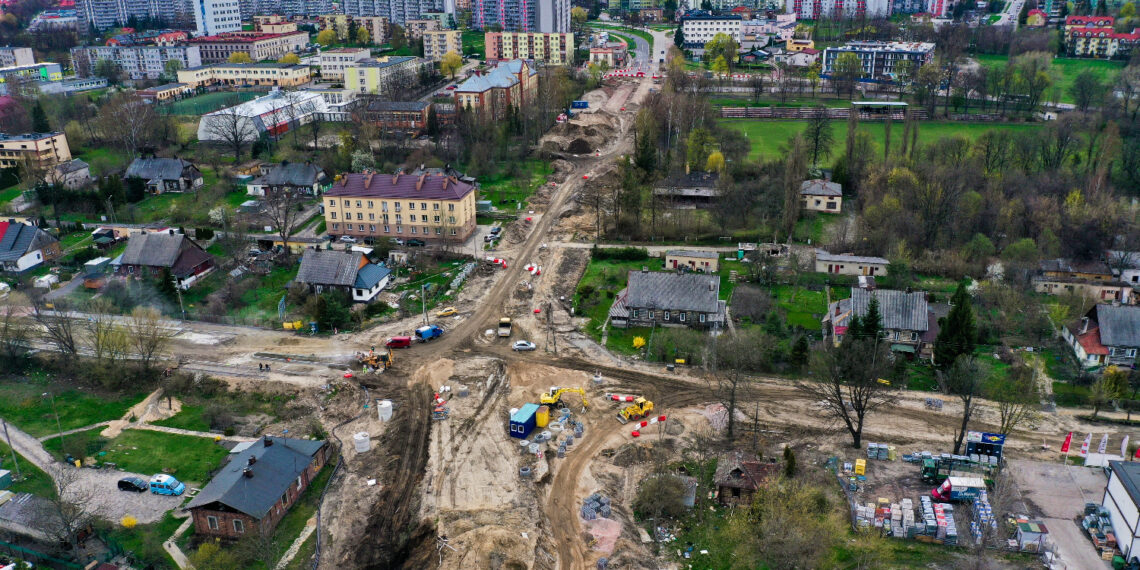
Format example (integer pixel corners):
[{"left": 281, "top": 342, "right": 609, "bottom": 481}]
[{"left": 591, "top": 246, "right": 649, "bottom": 261}]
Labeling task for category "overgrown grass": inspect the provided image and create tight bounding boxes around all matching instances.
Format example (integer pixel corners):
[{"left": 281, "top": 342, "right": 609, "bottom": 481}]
[
  {"left": 0, "top": 381, "right": 144, "bottom": 437},
  {"left": 269, "top": 462, "right": 334, "bottom": 557},
  {"left": 1053, "top": 381, "right": 1091, "bottom": 407},
  {"left": 0, "top": 440, "right": 56, "bottom": 498},
  {"left": 475, "top": 159, "right": 553, "bottom": 208},
  {"left": 75, "top": 147, "right": 131, "bottom": 177},
  {"left": 574, "top": 257, "right": 664, "bottom": 342},
  {"left": 101, "top": 510, "right": 183, "bottom": 569},
  {"left": 721, "top": 120, "right": 1043, "bottom": 162},
  {"left": 42, "top": 428, "right": 228, "bottom": 485},
  {"left": 771, "top": 284, "right": 830, "bottom": 330},
  {"left": 151, "top": 404, "right": 209, "bottom": 432}
]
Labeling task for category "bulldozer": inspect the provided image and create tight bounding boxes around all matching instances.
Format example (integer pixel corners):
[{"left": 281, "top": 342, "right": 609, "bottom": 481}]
[
  {"left": 540, "top": 387, "right": 589, "bottom": 411},
  {"left": 358, "top": 347, "right": 394, "bottom": 371},
  {"left": 617, "top": 397, "right": 654, "bottom": 424}
]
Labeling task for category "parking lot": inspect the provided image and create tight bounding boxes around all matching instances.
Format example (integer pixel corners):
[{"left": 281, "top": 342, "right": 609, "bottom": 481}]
[{"left": 1009, "top": 459, "right": 1110, "bottom": 569}]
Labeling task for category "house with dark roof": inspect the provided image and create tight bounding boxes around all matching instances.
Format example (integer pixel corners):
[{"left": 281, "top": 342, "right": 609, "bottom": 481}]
[
  {"left": 1034, "top": 258, "right": 1133, "bottom": 304},
  {"left": 45, "top": 158, "right": 92, "bottom": 190},
  {"left": 823, "top": 287, "right": 932, "bottom": 356},
  {"left": 187, "top": 436, "right": 330, "bottom": 540},
  {"left": 322, "top": 173, "right": 478, "bottom": 242},
  {"left": 714, "top": 451, "right": 778, "bottom": 506},
  {"left": 246, "top": 162, "right": 327, "bottom": 197},
  {"left": 295, "top": 249, "right": 391, "bottom": 302},
  {"left": 0, "top": 222, "right": 60, "bottom": 272},
  {"left": 608, "top": 269, "right": 726, "bottom": 329},
  {"left": 1103, "top": 460, "right": 1140, "bottom": 559},
  {"left": 124, "top": 157, "right": 203, "bottom": 194},
  {"left": 800, "top": 179, "right": 842, "bottom": 213},
  {"left": 363, "top": 99, "right": 432, "bottom": 135},
  {"left": 1063, "top": 304, "right": 1140, "bottom": 369},
  {"left": 814, "top": 249, "right": 888, "bottom": 277},
  {"left": 115, "top": 231, "right": 214, "bottom": 288},
  {"left": 652, "top": 172, "right": 721, "bottom": 209}
]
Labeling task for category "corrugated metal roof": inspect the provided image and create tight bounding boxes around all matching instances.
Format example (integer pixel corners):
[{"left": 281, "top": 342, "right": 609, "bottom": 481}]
[
  {"left": 1096, "top": 304, "right": 1140, "bottom": 347},
  {"left": 625, "top": 271, "right": 720, "bottom": 314},
  {"left": 666, "top": 249, "right": 718, "bottom": 259},
  {"left": 187, "top": 437, "right": 325, "bottom": 519},
  {"left": 815, "top": 249, "right": 889, "bottom": 265},
  {"left": 849, "top": 287, "right": 929, "bottom": 332},
  {"left": 354, "top": 263, "right": 390, "bottom": 289},
  {"left": 125, "top": 158, "right": 194, "bottom": 182},
  {"left": 117, "top": 232, "right": 186, "bottom": 268},
  {"left": 260, "top": 162, "right": 324, "bottom": 187},
  {"left": 296, "top": 249, "right": 362, "bottom": 287},
  {"left": 800, "top": 179, "right": 842, "bottom": 196},
  {"left": 511, "top": 403, "right": 539, "bottom": 422}
]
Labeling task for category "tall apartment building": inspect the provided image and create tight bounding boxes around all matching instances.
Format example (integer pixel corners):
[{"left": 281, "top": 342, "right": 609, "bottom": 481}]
[
  {"left": 71, "top": 45, "right": 203, "bottom": 79},
  {"left": 0, "top": 47, "right": 34, "bottom": 68},
  {"left": 892, "top": 0, "right": 954, "bottom": 16},
  {"left": 187, "top": 31, "right": 308, "bottom": 63},
  {"left": 176, "top": 62, "right": 311, "bottom": 87},
  {"left": 194, "top": 0, "right": 242, "bottom": 35},
  {"left": 76, "top": 0, "right": 195, "bottom": 31},
  {"left": 237, "top": 0, "right": 331, "bottom": 18},
  {"left": 1065, "top": 16, "right": 1140, "bottom": 59},
  {"left": 344, "top": 56, "right": 430, "bottom": 94},
  {"left": 822, "top": 41, "right": 934, "bottom": 78},
  {"left": 785, "top": 0, "right": 890, "bottom": 19},
  {"left": 319, "top": 14, "right": 389, "bottom": 44},
  {"left": 323, "top": 173, "right": 478, "bottom": 242},
  {"left": 341, "top": 0, "right": 445, "bottom": 26},
  {"left": 471, "top": 0, "right": 568, "bottom": 32},
  {"left": 0, "top": 132, "right": 72, "bottom": 172},
  {"left": 680, "top": 15, "right": 741, "bottom": 48},
  {"left": 485, "top": 32, "right": 572, "bottom": 65},
  {"left": 319, "top": 48, "right": 372, "bottom": 80},
  {"left": 422, "top": 30, "right": 461, "bottom": 60}
]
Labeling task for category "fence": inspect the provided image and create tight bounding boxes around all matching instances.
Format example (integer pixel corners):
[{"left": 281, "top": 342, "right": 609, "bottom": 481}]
[
  {"left": 720, "top": 107, "right": 931, "bottom": 120},
  {"left": 0, "top": 539, "right": 83, "bottom": 569}
]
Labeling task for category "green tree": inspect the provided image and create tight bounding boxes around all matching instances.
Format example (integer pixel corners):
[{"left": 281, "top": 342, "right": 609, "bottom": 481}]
[
  {"left": 163, "top": 58, "right": 183, "bottom": 79},
  {"left": 440, "top": 50, "right": 463, "bottom": 79},
  {"left": 278, "top": 53, "right": 300, "bottom": 64},
  {"left": 782, "top": 446, "right": 797, "bottom": 477},
  {"left": 862, "top": 296, "right": 883, "bottom": 341},
  {"left": 934, "top": 283, "right": 977, "bottom": 368},
  {"left": 155, "top": 268, "right": 177, "bottom": 301},
  {"left": 1122, "top": 2, "right": 1136, "bottom": 17},
  {"left": 726, "top": 478, "right": 844, "bottom": 569},
  {"left": 571, "top": 5, "right": 588, "bottom": 30},
  {"left": 711, "top": 55, "right": 729, "bottom": 74},
  {"left": 390, "top": 25, "right": 407, "bottom": 50},
  {"left": 790, "top": 335, "right": 809, "bottom": 370},
  {"left": 227, "top": 52, "right": 253, "bottom": 64},
  {"left": 781, "top": 134, "right": 808, "bottom": 238},
  {"left": 674, "top": 26, "right": 684, "bottom": 48},
  {"left": 703, "top": 33, "right": 738, "bottom": 70},
  {"left": 832, "top": 52, "right": 862, "bottom": 99},
  {"left": 705, "top": 150, "right": 725, "bottom": 172},
  {"left": 94, "top": 59, "right": 124, "bottom": 85},
  {"left": 316, "top": 29, "right": 337, "bottom": 45},
  {"left": 963, "top": 233, "right": 996, "bottom": 262},
  {"left": 1068, "top": 68, "right": 1104, "bottom": 112},
  {"left": 685, "top": 127, "right": 715, "bottom": 171},
  {"left": 802, "top": 109, "right": 834, "bottom": 167},
  {"left": 356, "top": 26, "right": 370, "bottom": 45},
  {"left": 1090, "top": 368, "right": 1128, "bottom": 419},
  {"left": 31, "top": 101, "right": 49, "bottom": 132}
]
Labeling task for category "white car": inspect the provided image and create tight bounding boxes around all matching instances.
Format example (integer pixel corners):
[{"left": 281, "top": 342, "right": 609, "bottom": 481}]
[
  {"left": 339, "top": 236, "right": 357, "bottom": 243},
  {"left": 512, "top": 340, "right": 536, "bottom": 351}
]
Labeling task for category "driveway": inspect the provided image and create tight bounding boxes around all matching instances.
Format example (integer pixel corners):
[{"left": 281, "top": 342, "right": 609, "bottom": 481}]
[{"left": 1008, "top": 459, "right": 1110, "bottom": 569}]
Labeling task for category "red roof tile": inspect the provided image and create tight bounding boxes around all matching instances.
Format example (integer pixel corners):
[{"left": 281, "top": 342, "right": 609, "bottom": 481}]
[{"left": 1078, "top": 326, "right": 1110, "bottom": 356}]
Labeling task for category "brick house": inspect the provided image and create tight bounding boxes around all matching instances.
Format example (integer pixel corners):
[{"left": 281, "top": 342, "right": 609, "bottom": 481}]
[
  {"left": 363, "top": 100, "right": 431, "bottom": 135},
  {"left": 187, "top": 436, "right": 330, "bottom": 540},
  {"left": 714, "top": 451, "right": 778, "bottom": 506},
  {"left": 115, "top": 231, "right": 214, "bottom": 288}
]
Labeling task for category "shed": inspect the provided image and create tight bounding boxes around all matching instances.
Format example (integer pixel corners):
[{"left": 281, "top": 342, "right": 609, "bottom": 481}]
[
  {"left": 1016, "top": 521, "right": 1048, "bottom": 552},
  {"left": 510, "top": 403, "right": 540, "bottom": 439},
  {"left": 84, "top": 256, "right": 111, "bottom": 274},
  {"left": 0, "top": 469, "right": 10, "bottom": 490}
]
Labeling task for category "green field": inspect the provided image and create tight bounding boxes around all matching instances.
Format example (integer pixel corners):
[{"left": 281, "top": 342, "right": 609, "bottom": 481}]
[
  {"left": 720, "top": 119, "right": 1043, "bottom": 161},
  {"left": 0, "top": 441, "right": 55, "bottom": 497},
  {"left": 0, "top": 382, "right": 145, "bottom": 437},
  {"left": 973, "top": 54, "right": 1125, "bottom": 105},
  {"left": 163, "top": 90, "right": 267, "bottom": 116},
  {"left": 462, "top": 30, "right": 485, "bottom": 57},
  {"left": 43, "top": 428, "right": 229, "bottom": 484},
  {"left": 475, "top": 159, "right": 553, "bottom": 208}
]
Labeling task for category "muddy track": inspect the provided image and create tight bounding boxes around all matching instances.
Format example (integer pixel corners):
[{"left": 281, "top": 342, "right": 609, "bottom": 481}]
[{"left": 545, "top": 413, "right": 609, "bottom": 570}]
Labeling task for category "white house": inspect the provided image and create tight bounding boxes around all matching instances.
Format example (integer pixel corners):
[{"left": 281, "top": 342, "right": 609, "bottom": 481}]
[
  {"left": 1103, "top": 461, "right": 1140, "bottom": 559},
  {"left": 198, "top": 90, "right": 329, "bottom": 144}
]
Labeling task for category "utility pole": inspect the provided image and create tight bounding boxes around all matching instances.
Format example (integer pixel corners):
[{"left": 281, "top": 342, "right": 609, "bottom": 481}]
[
  {"left": 421, "top": 283, "right": 427, "bottom": 324},
  {"left": 2, "top": 419, "right": 22, "bottom": 481},
  {"left": 174, "top": 274, "right": 186, "bottom": 320},
  {"left": 43, "top": 392, "right": 63, "bottom": 456}
]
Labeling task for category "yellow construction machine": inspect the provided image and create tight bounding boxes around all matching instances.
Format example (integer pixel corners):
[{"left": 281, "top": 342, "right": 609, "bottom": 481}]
[
  {"left": 540, "top": 387, "right": 589, "bottom": 411},
  {"left": 358, "top": 347, "right": 394, "bottom": 371},
  {"left": 617, "top": 397, "right": 654, "bottom": 424}
]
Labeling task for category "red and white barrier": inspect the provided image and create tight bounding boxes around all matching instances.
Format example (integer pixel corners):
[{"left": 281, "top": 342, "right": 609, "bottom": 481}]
[{"left": 608, "top": 394, "right": 638, "bottom": 402}]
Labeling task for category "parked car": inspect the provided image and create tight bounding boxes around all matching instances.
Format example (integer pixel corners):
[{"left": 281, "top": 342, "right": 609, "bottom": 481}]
[
  {"left": 339, "top": 236, "right": 358, "bottom": 243},
  {"left": 484, "top": 234, "right": 499, "bottom": 243},
  {"left": 436, "top": 307, "right": 458, "bottom": 317},
  {"left": 149, "top": 474, "right": 185, "bottom": 496},
  {"left": 406, "top": 239, "right": 425, "bottom": 247},
  {"left": 512, "top": 340, "right": 537, "bottom": 351},
  {"left": 117, "top": 477, "right": 147, "bottom": 492},
  {"left": 490, "top": 226, "right": 502, "bottom": 235},
  {"left": 386, "top": 336, "right": 413, "bottom": 349},
  {"left": 390, "top": 238, "right": 405, "bottom": 245},
  {"left": 248, "top": 248, "right": 263, "bottom": 257}
]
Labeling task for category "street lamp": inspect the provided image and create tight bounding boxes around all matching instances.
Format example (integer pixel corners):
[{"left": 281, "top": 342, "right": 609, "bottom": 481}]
[{"left": 43, "top": 392, "right": 64, "bottom": 457}]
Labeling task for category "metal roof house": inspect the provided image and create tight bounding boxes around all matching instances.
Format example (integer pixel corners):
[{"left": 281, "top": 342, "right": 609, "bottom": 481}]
[
  {"left": 814, "top": 249, "right": 888, "bottom": 277},
  {"left": 246, "top": 162, "right": 327, "bottom": 197},
  {"left": 1103, "top": 460, "right": 1140, "bottom": 559},
  {"left": 0, "top": 221, "right": 60, "bottom": 272},
  {"left": 115, "top": 231, "right": 214, "bottom": 288},
  {"left": 823, "top": 287, "right": 932, "bottom": 357},
  {"left": 295, "top": 249, "right": 391, "bottom": 302},
  {"left": 609, "top": 269, "right": 726, "bottom": 330},
  {"left": 187, "top": 436, "right": 330, "bottom": 540},
  {"left": 1064, "top": 304, "right": 1140, "bottom": 369},
  {"left": 800, "top": 179, "right": 843, "bottom": 213},
  {"left": 124, "top": 157, "right": 203, "bottom": 194}
]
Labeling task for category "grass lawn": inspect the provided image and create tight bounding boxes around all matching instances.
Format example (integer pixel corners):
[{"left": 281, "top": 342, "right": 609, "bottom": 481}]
[
  {"left": 0, "top": 186, "right": 22, "bottom": 207},
  {"left": 0, "top": 440, "right": 56, "bottom": 498},
  {"left": 461, "top": 30, "right": 485, "bottom": 56},
  {"left": 269, "top": 462, "right": 334, "bottom": 559},
  {"left": 102, "top": 510, "right": 182, "bottom": 568},
  {"left": 75, "top": 147, "right": 131, "bottom": 177},
  {"left": 163, "top": 91, "right": 266, "bottom": 116},
  {"left": 604, "top": 325, "right": 653, "bottom": 356},
  {"left": 1053, "top": 381, "right": 1090, "bottom": 407},
  {"left": 574, "top": 257, "right": 665, "bottom": 342},
  {"left": 712, "top": 95, "right": 853, "bottom": 108},
  {"left": 721, "top": 119, "right": 1043, "bottom": 162},
  {"left": 588, "top": 22, "right": 653, "bottom": 46},
  {"left": 475, "top": 159, "right": 553, "bottom": 208},
  {"left": 771, "top": 284, "right": 833, "bottom": 330},
  {"left": 0, "top": 382, "right": 145, "bottom": 437},
  {"left": 282, "top": 533, "right": 317, "bottom": 570},
  {"left": 43, "top": 428, "right": 228, "bottom": 485},
  {"left": 151, "top": 404, "right": 209, "bottom": 432},
  {"left": 973, "top": 54, "right": 1124, "bottom": 105}
]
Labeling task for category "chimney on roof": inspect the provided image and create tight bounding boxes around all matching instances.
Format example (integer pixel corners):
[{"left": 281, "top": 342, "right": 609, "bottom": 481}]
[
  {"left": 248, "top": 456, "right": 257, "bottom": 466},
  {"left": 1081, "top": 316, "right": 1090, "bottom": 334},
  {"left": 391, "top": 173, "right": 399, "bottom": 185},
  {"left": 243, "top": 467, "right": 253, "bottom": 478},
  {"left": 416, "top": 174, "right": 426, "bottom": 191},
  {"left": 364, "top": 173, "right": 374, "bottom": 188},
  {"left": 264, "top": 435, "right": 274, "bottom": 447}
]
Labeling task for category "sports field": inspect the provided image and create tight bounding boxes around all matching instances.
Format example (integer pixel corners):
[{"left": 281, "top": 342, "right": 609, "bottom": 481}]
[{"left": 162, "top": 90, "right": 267, "bottom": 115}]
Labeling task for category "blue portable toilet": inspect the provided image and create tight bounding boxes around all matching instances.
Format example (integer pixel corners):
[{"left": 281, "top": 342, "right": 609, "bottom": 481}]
[{"left": 510, "top": 403, "right": 540, "bottom": 439}]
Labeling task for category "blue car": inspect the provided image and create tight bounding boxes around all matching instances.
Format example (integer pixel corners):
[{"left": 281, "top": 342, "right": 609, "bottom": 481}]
[{"left": 149, "top": 474, "right": 185, "bottom": 496}]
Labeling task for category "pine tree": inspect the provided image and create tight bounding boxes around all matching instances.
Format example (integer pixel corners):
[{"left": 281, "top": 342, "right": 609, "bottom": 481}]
[
  {"left": 791, "top": 335, "right": 810, "bottom": 369},
  {"left": 31, "top": 102, "right": 49, "bottom": 132},
  {"left": 934, "top": 282, "right": 977, "bottom": 368},
  {"left": 843, "top": 314, "right": 864, "bottom": 345},
  {"left": 674, "top": 27, "right": 684, "bottom": 48},
  {"left": 783, "top": 445, "right": 797, "bottom": 477},
  {"left": 862, "top": 295, "right": 883, "bottom": 341}
]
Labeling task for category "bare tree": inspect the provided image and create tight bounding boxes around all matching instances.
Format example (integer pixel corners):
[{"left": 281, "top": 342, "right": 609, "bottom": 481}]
[
  {"left": 260, "top": 188, "right": 307, "bottom": 262},
  {"left": 708, "top": 334, "right": 754, "bottom": 441},
  {"left": 202, "top": 107, "right": 256, "bottom": 162},
  {"left": 33, "top": 301, "right": 78, "bottom": 356},
  {"left": 0, "top": 292, "right": 31, "bottom": 362},
  {"left": 988, "top": 363, "right": 1039, "bottom": 436},
  {"left": 40, "top": 464, "right": 96, "bottom": 562},
  {"left": 1108, "top": 250, "right": 1138, "bottom": 276},
  {"left": 95, "top": 92, "right": 165, "bottom": 154},
  {"left": 128, "top": 306, "right": 174, "bottom": 371},
  {"left": 280, "top": 90, "right": 305, "bottom": 146},
  {"left": 797, "top": 337, "right": 894, "bottom": 449},
  {"left": 84, "top": 298, "right": 128, "bottom": 365},
  {"left": 938, "top": 356, "right": 985, "bottom": 455}
]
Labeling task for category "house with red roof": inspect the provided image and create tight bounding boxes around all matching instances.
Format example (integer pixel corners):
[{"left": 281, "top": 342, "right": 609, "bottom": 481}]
[
  {"left": 1063, "top": 15, "right": 1140, "bottom": 58},
  {"left": 322, "top": 172, "right": 478, "bottom": 243},
  {"left": 1026, "top": 9, "right": 1047, "bottom": 27},
  {"left": 1064, "top": 305, "right": 1140, "bottom": 369}
]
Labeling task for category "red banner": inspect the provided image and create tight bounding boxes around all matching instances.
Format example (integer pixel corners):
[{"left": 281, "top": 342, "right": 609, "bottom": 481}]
[{"left": 1061, "top": 432, "right": 1073, "bottom": 453}]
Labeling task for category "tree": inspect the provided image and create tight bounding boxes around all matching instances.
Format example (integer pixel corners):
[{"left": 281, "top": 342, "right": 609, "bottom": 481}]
[
  {"left": 202, "top": 106, "right": 254, "bottom": 161},
  {"left": 782, "top": 446, "right": 796, "bottom": 477},
  {"left": 94, "top": 58, "right": 124, "bottom": 85},
  {"left": 703, "top": 33, "right": 739, "bottom": 71},
  {"left": 440, "top": 50, "right": 463, "bottom": 79},
  {"left": 803, "top": 110, "right": 834, "bottom": 167},
  {"left": 356, "top": 26, "right": 370, "bottom": 45},
  {"left": 938, "top": 356, "right": 985, "bottom": 455},
  {"left": 832, "top": 52, "right": 862, "bottom": 99},
  {"left": 705, "top": 150, "right": 725, "bottom": 172},
  {"left": 85, "top": 298, "right": 128, "bottom": 366},
  {"left": 40, "top": 464, "right": 97, "bottom": 562},
  {"left": 279, "top": 53, "right": 301, "bottom": 65},
  {"left": 781, "top": 135, "right": 808, "bottom": 238},
  {"left": 571, "top": 6, "right": 588, "bottom": 30},
  {"left": 228, "top": 52, "right": 253, "bottom": 64},
  {"left": 798, "top": 336, "right": 894, "bottom": 449},
  {"left": 726, "top": 478, "right": 844, "bottom": 569},
  {"left": 390, "top": 24, "right": 406, "bottom": 50},
  {"left": 95, "top": 92, "right": 167, "bottom": 155},
  {"left": 1091, "top": 366, "right": 1129, "bottom": 419},
  {"left": 316, "top": 29, "right": 337, "bottom": 45},
  {"left": 32, "top": 301, "right": 78, "bottom": 356},
  {"left": 934, "top": 282, "right": 977, "bottom": 368},
  {"left": 674, "top": 26, "right": 684, "bottom": 48},
  {"left": 0, "top": 292, "right": 30, "bottom": 365},
  {"left": 163, "top": 58, "right": 183, "bottom": 79},
  {"left": 31, "top": 101, "right": 49, "bottom": 132},
  {"left": 633, "top": 471, "right": 689, "bottom": 522},
  {"left": 129, "top": 306, "right": 174, "bottom": 371},
  {"left": 710, "top": 55, "right": 729, "bottom": 74},
  {"left": 261, "top": 188, "right": 306, "bottom": 262},
  {"left": 988, "top": 364, "right": 1039, "bottom": 435},
  {"left": 1068, "top": 68, "right": 1104, "bottom": 112}
]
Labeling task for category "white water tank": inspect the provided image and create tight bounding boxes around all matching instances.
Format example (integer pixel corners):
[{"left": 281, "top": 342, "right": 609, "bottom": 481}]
[
  {"left": 353, "top": 432, "right": 371, "bottom": 453},
  {"left": 377, "top": 400, "right": 393, "bottom": 421}
]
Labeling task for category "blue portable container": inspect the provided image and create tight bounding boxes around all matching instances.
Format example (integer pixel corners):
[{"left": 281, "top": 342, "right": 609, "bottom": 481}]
[{"left": 510, "top": 403, "right": 540, "bottom": 439}]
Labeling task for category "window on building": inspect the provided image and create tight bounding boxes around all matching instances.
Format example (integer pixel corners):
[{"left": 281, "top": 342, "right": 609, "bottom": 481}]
[
  {"left": 383, "top": 225, "right": 389, "bottom": 232},
  {"left": 679, "top": 312, "right": 686, "bottom": 322},
  {"left": 343, "top": 200, "right": 349, "bottom": 207},
  {"left": 207, "top": 516, "right": 219, "bottom": 530},
  {"left": 356, "top": 213, "right": 363, "bottom": 220},
  {"left": 435, "top": 227, "right": 441, "bottom": 235},
  {"left": 367, "top": 200, "right": 373, "bottom": 208},
  {"left": 433, "top": 203, "right": 439, "bottom": 210},
  {"left": 330, "top": 211, "right": 337, "bottom": 219},
  {"left": 433, "top": 215, "right": 440, "bottom": 223},
  {"left": 448, "top": 203, "right": 454, "bottom": 211},
  {"left": 408, "top": 202, "right": 415, "bottom": 210},
  {"left": 233, "top": 519, "right": 245, "bottom": 533},
  {"left": 664, "top": 311, "right": 670, "bottom": 321},
  {"left": 396, "top": 226, "right": 402, "bottom": 233},
  {"left": 369, "top": 224, "right": 376, "bottom": 232},
  {"left": 332, "top": 223, "right": 339, "bottom": 230},
  {"left": 368, "top": 213, "right": 375, "bottom": 220},
  {"left": 699, "top": 313, "right": 706, "bottom": 323},
  {"left": 358, "top": 224, "right": 364, "bottom": 231},
  {"left": 450, "top": 228, "right": 456, "bottom": 235},
  {"left": 410, "top": 227, "right": 416, "bottom": 234}
]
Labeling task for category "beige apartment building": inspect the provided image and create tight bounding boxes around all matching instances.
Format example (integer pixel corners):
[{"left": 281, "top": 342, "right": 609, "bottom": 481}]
[
  {"left": 187, "top": 31, "right": 308, "bottom": 64},
  {"left": 323, "top": 173, "right": 477, "bottom": 242},
  {"left": 423, "top": 30, "right": 461, "bottom": 61},
  {"left": 405, "top": 18, "right": 441, "bottom": 39},
  {"left": 319, "top": 14, "right": 389, "bottom": 44},
  {"left": 177, "top": 63, "right": 311, "bottom": 88},
  {"left": 485, "top": 32, "right": 573, "bottom": 65},
  {"left": 0, "top": 132, "right": 71, "bottom": 171},
  {"left": 319, "top": 48, "right": 371, "bottom": 80}
]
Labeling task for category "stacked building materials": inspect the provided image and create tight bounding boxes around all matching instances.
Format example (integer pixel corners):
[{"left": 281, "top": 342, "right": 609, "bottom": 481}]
[
  {"left": 970, "top": 490, "right": 998, "bottom": 544},
  {"left": 919, "top": 496, "right": 958, "bottom": 545},
  {"left": 1082, "top": 504, "right": 1118, "bottom": 556},
  {"left": 581, "top": 493, "right": 612, "bottom": 520},
  {"left": 866, "top": 442, "right": 892, "bottom": 460}
]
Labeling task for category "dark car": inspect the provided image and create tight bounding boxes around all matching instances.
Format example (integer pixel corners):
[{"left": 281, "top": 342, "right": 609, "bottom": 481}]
[
  {"left": 406, "top": 239, "right": 426, "bottom": 247},
  {"left": 118, "top": 477, "right": 147, "bottom": 492}
]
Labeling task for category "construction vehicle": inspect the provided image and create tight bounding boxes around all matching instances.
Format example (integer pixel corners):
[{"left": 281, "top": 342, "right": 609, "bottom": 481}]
[
  {"left": 540, "top": 387, "right": 589, "bottom": 411},
  {"left": 920, "top": 457, "right": 995, "bottom": 485},
  {"left": 617, "top": 397, "right": 654, "bottom": 424},
  {"left": 358, "top": 347, "right": 394, "bottom": 370},
  {"left": 498, "top": 317, "right": 512, "bottom": 337}
]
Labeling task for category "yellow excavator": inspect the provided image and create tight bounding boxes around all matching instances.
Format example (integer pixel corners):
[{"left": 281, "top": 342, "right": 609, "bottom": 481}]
[
  {"left": 617, "top": 397, "right": 654, "bottom": 424},
  {"left": 540, "top": 387, "right": 589, "bottom": 411},
  {"left": 358, "top": 347, "right": 394, "bottom": 371}
]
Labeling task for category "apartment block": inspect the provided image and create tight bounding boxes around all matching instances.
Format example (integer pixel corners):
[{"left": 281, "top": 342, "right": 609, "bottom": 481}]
[
  {"left": 319, "top": 48, "right": 372, "bottom": 80},
  {"left": 485, "top": 32, "right": 572, "bottom": 65},
  {"left": 0, "top": 132, "right": 72, "bottom": 171},
  {"left": 822, "top": 41, "right": 935, "bottom": 79},
  {"left": 237, "top": 0, "right": 332, "bottom": 18},
  {"left": 785, "top": 0, "right": 890, "bottom": 19},
  {"left": 323, "top": 172, "right": 477, "bottom": 242},
  {"left": 194, "top": 0, "right": 242, "bottom": 35},
  {"left": 423, "top": 30, "right": 461, "bottom": 60},
  {"left": 319, "top": 14, "right": 389, "bottom": 44},
  {"left": 471, "top": 0, "right": 569, "bottom": 32},
  {"left": 0, "top": 47, "right": 34, "bottom": 68},
  {"left": 344, "top": 56, "right": 429, "bottom": 94},
  {"left": 71, "top": 45, "right": 202, "bottom": 80},
  {"left": 187, "top": 31, "right": 308, "bottom": 63},
  {"left": 76, "top": 0, "right": 194, "bottom": 31},
  {"left": 341, "top": 0, "right": 445, "bottom": 26},
  {"left": 405, "top": 18, "right": 441, "bottom": 38},
  {"left": 1064, "top": 16, "right": 1140, "bottom": 59},
  {"left": 176, "top": 62, "right": 311, "bottom": 88}
]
